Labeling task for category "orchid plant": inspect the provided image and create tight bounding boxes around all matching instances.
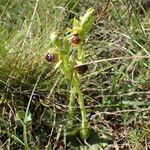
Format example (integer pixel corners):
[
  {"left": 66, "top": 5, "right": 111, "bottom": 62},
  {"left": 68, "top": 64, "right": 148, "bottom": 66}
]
[{"left": 45, "top": 8, "right": 94, "bottom": 140}]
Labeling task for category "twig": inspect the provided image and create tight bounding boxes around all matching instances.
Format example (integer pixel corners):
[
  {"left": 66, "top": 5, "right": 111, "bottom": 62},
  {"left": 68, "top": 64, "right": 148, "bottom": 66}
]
[{"left": 74, "top": 56, "right": 150, "bottom": 67}]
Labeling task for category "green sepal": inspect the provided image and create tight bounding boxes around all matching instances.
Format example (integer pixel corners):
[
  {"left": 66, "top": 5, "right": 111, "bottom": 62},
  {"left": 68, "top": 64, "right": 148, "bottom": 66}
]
[
  {"left": 80, "top": 8, "right": 94, "bottom": 28},
  {"left": 54, "top": 60, "right": 62, "bottom": 70},
  {"left": 50, "top": 32, "right": 61, "bottom": 48},
  {"left": 60, "top": 37, "right": 70, "bottom": 55},
  {"left": 73, "top": 18, "right": 80, "bottom": 29},
  {"left": 80, "top": 15, "right": 94, "bottom": 38}
]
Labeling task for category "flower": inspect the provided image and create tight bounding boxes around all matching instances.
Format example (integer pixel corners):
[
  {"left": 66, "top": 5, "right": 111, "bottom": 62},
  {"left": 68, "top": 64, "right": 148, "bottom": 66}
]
[
  {"left": 71, "top": 34, "right": 81, "bottom": 45},
  {"left": 45, "top": 52, "right": 59, "bottom": 63},
  {"left": 74, "top": 64, "right": 88, "bottom": 74}
]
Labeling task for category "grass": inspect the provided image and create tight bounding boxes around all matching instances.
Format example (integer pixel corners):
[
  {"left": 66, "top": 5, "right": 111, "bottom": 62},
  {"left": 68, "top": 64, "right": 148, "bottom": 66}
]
[{"left": 0, "top": 0, "right": 150, "bottom": 149}]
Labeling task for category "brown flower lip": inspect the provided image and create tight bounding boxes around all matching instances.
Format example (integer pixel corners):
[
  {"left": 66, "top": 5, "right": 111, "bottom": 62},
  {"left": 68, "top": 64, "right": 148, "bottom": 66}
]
[
  {"left": 71, "top": 34, "right": 81, "bottom": 45},
  {"left": 44, "top": 53, "right": 58, "bottom": 63},
  {"left": 75, "top": 64, "right": 88, "bottom": 74}
]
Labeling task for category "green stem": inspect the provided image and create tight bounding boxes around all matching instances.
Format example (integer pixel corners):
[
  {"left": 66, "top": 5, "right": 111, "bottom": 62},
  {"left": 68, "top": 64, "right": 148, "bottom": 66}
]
[
  {"left": 60, "top": 62, "right": 76, "bottom": 127},
  {"left": 77, "top": 44, "right": 83, "bottom": 61},
  {"left": 23, "top": 123, "right": 29, "bottom": 150},
  {"left": 77, "top": 44, "right": 81, "bottom": 58},
  {"left": 71, "top": 76, "right": 90, "bottom": 139},
  {"left": 60, "top": 58, "right": 89, "bottom": 139},
  {"left": 68, "top": 87, "right": 76, "bottom": 126}
]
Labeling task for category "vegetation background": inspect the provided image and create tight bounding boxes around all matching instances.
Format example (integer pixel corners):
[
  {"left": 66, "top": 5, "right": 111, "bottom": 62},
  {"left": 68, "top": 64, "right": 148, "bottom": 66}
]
[{"left": 0, "top": 0, "right": 150, "bottom": 149}]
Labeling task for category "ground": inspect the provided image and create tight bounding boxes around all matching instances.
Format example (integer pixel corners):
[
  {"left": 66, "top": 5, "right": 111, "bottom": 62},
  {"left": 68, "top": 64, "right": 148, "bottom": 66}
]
[{"left": 0, "top": 0, "right": 150, "bottom": 150}]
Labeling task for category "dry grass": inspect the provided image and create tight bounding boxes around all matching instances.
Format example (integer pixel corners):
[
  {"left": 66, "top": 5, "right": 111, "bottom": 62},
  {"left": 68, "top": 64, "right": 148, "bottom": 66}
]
[{"left": 0, "top": 0, "right": 150, "bottom": 149}]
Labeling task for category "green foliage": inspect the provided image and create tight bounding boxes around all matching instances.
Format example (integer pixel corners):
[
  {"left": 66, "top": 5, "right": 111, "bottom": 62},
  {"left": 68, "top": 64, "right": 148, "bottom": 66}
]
[
  {"left": 16, "top": 110, "right": 32, "bottom": 124},
  {"left": 0, "top": 0, "right": 150, "bottom": 149},
  {"left": 46, "top": 8, "right": 94, "bottom": 140}
]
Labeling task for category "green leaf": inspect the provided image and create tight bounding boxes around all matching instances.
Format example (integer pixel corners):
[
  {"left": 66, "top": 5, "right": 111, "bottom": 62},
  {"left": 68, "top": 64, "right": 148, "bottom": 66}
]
[
  {"left": 16, "top": 110, "right": 32, "bottom": 123},
  {"left": 122, "top": 100, "right": 150, "bottom": 106},
  {"left": 80, "top": 131, "right": 108, "bottom": 150},
  {"left": 16, "top": 110, "right": 25, "bottom": 123},
  {"left": 26, "top": 112, "right": 32, "bottom": 122}
]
